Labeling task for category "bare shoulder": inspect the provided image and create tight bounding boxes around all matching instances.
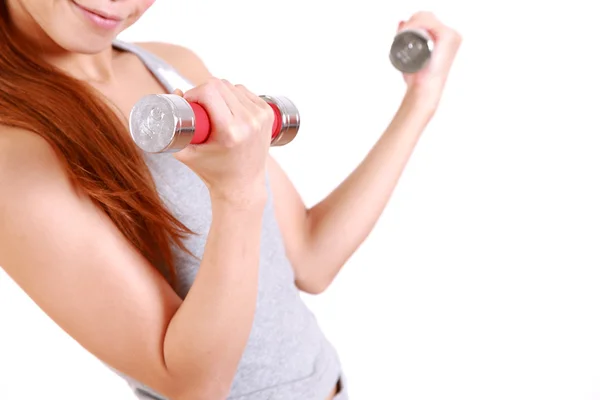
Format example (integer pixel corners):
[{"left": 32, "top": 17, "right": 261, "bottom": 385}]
[
  {"left": 0, "top": 124, "right": 79, "bottom": 248},
  {"left": 0, "top": 125, "right": 66, "bottom": 186},
  {"left": 135, "top": 41, "right": 212, "bottom": 85},
  {"left": 0, "top": 124, "right": 52, "bottom": 151}
]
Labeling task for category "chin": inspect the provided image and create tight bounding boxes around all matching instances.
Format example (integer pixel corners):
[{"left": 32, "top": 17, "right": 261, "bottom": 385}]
[{"left": 56, "top": 34, "right": 118, "bottom": 54}]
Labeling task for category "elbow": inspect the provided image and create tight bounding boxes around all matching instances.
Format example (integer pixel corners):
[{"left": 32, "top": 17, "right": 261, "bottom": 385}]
[
  {"left": 167, "top": 379, "right": 231, "bottom": 400},
  {"left": 300, "top": 282, "right": 330, "bottom": 295},
  {"left": 295, "top": 267, "right": 337, "bottom": 295},
  {"left": 159, "top": 364, "right": 234, "bottom": 400},
  {"left": 173, "top": 389, "right": 228, "bottom": 400}
]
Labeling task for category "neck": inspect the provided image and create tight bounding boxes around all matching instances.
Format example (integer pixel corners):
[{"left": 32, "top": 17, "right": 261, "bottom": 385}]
[
  {"left": 45, "top": 46, "right": 118, "bottom": 84},
  {"left": 5, "top": 0, "right": 118, "bottom": 84}
]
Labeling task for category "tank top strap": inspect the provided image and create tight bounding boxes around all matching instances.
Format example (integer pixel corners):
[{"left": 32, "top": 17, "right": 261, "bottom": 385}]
[{"left": 112, "top": 39, "right": 195, "bottom": 93}]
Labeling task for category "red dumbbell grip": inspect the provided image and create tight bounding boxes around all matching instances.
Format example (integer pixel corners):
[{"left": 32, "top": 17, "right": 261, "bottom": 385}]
[{"left": 189, "top": 102, "right": 283, "bottom": 145}]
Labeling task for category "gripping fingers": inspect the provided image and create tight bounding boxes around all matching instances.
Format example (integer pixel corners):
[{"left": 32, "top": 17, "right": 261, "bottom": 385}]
[
  {"left": 183, "top": 78, "right": 232, "bottom": 129},
  {"left": 235, "top": 85, "right": 274, "bottom": 129},
  {"left": 404, "top": 11, "right": 445, "bottom": 36},
  {"left": 213, "top": 79, "right": 246, "bottom": 116},
  {"left": 223, "top": 81, "right": 256, "bottom": 113},
  {"left": 404, "top": 12, "right": 461, "bottom": 45}
]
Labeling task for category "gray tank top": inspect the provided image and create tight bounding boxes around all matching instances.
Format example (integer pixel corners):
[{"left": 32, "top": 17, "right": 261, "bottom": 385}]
[{"left": 109, "top": 40, "right": 348, "bottom": 400}]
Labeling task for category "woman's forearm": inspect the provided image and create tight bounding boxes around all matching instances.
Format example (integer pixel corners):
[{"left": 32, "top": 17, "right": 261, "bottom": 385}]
[
  {"left": 303, "top": 96, "right": 434, "bottom": 286},
  {"left": 162, "top": 190, "right": 267, "bottom": 399}
]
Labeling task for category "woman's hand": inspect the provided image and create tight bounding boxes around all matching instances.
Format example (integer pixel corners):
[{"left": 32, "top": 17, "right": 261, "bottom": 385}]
[
  {"left": 398, "top": 12, "right": 462, "bottom": 112},
  {"left": 173, "top": 78, "right": 274, "bottom": 204}
]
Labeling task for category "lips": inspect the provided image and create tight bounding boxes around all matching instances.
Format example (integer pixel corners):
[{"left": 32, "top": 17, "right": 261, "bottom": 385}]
[{"left": 73, "top": 2, "right": 124, "bottom": 22}]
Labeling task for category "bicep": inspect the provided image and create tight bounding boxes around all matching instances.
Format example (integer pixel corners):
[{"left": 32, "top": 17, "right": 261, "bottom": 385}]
[{"left": 0, "top": 130, "right": 182, "bottom": 396}]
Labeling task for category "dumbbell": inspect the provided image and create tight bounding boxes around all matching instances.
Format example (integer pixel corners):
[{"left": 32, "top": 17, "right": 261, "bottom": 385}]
[
  {"left": 129, "top": 27, "right": 431, "bottom": 153},
  {"left": 129, "top": 94, "right": 300, "bottom": 153},
  {"left": 389, "top": 29, "right": 434, "bottom": 73}
]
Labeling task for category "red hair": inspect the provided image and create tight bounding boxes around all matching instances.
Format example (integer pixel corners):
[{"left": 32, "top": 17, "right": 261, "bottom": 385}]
[{"left": 0, "top": 1, "right": 192, "bottom": 283}]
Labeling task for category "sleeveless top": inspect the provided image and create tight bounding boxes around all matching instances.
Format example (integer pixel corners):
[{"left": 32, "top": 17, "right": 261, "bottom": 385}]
[{"left": 109, "top": 40, "right": 348, "bottom": 400}]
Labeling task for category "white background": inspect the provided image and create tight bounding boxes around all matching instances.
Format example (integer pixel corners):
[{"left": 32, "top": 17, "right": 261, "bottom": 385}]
[{"left": 1, "top": 0, "right": 600, "bottom": 399}]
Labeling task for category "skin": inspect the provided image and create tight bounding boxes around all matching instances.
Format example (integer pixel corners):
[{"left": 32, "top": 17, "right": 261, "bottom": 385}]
[{"left": 0, "top": 1, "right": 461, "bottom": 399}]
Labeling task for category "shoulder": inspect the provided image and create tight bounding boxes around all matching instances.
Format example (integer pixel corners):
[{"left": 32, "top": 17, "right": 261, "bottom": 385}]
[
  {"left": 0, "top": 125, "right": 61, "bottom": 170},
  {"left": 0, "top": 125, "right": 70, "bottom": 195},
  {"left": 134, "top": 41, "right": 212, "bottom": 85}
]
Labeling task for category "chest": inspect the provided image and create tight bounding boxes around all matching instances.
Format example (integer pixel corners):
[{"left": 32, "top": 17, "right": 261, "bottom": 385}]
[{"left": 91, "top": 56, "right": 165, "bottom": 123}]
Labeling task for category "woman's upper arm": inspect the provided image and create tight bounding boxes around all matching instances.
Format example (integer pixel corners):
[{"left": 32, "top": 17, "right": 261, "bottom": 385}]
[{"left": 0, "top": 127, "right": 183, "bottom": 397}]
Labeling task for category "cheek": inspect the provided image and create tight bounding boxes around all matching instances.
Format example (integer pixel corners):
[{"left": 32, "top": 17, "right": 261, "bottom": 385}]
[
  {"left": 142, "top": 0, "right": 156, "bottom": 10},
  {"left": 126, "top": 0, "right": 155, "bottom": 25},
  {"left": 136, "top": 0, "right": 155, "bottom": 17}
]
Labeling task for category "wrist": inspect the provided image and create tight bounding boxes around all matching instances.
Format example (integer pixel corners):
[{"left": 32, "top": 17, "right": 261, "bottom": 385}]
[
  {"left": 387, "top": 91, "right": 436, "bottom": 135},
  {"left": 402, "top": 86, "right": 440, "bottom": 118},
  {"left": 210, "top": 179, "right": 268, "bottom": 211}
]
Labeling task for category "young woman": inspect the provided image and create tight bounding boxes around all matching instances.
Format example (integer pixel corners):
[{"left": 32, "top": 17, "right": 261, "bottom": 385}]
[{"left": 0, "top": 1, "right": 461, "bottom": 399}]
